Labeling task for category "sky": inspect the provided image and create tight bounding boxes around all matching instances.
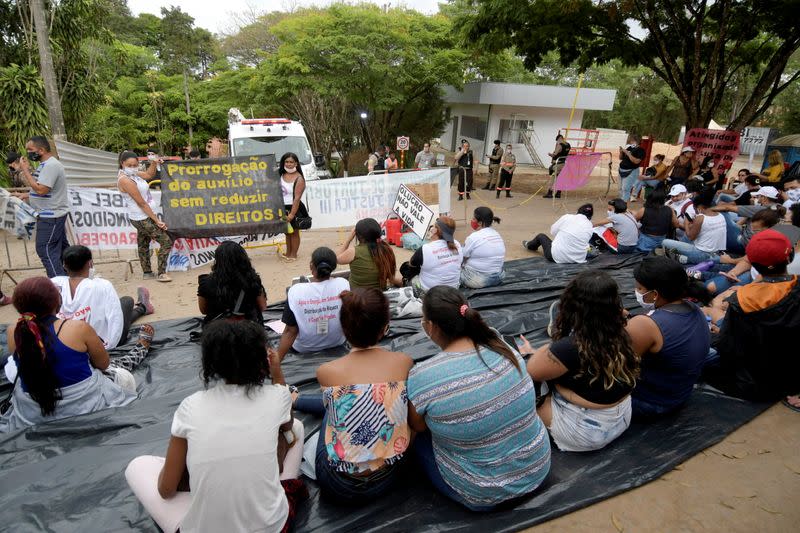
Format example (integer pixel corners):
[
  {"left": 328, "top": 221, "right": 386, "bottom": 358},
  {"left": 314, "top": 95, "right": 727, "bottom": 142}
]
[{"left": 127, "top": 1, "right": 441, "bottom": 34}]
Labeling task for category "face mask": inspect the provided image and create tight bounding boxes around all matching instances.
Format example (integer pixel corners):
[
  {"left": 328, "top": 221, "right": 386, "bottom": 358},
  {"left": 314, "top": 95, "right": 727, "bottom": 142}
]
[
  {"left": 635, "top": 289, "right": 655, "bottom": 311},
  {"left": 284, "top": 164, "right": 296, "bottom": 172},
  {"left": 787, "top": 189, "right": 800, "bottom": 202},
  {"left": 608, "top": 210, "right": 614, "bottom": 217},
  {"left": 470, "top": 219, "right": 480, "bottom": 231},
  {"left": 88, "top": 267, "right": 96, "bottom": 279},
  {"left": 123, "top": 167, "right": 138, "bottom": 176},
  {"left": 27, "top": 151, "right": 41, "bottom": 162},
  {"left": 420, "top": 319, "right": 431, "bottom": 341}
]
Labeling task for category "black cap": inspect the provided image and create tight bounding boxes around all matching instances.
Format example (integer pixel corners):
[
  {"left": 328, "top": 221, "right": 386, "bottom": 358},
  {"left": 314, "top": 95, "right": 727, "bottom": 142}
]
[{"left": 6, "top": 151, "right": 20, "bottom": 164}]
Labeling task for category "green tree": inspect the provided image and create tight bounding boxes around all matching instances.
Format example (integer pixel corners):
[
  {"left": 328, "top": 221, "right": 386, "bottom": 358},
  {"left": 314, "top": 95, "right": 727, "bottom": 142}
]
[
  {"left": 258, "top": 5, "right": 467, "bottom": 170},
  {"left": 457, "top": 0, "right": 800, "bottom": 130}
]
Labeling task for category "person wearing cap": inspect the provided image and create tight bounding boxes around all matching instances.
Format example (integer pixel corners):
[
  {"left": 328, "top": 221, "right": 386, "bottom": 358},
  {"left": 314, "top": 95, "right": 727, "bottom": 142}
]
[
  {"left": 400, "top": 216, "right": 462, "bottom": 294},
  {"left": 666, "top": 146, "right": 697, "bottom": 186},
  {"left": 276, "top": 246, "right": 350, "bottom": 362},
  {"left": 666, "top": 184, "right": 696, "bottom": 227},
  {"left": 713, "top": 185, "right": 783, "bottom": 252},
  {"left": 483, "top": 140, "right": 504, "bottom": 190},
  {"left": 718, "top": 174, "right": 761, "bottom": 205},
  {"left": 5, "top": 151, "right": 24, "bottom": 188},
  {"left": 704, "top": 229, "right": 799, "bottom": 402},
  {"left": 661, "top": 189, "right": 727, "bottom": 265},
  {"left": 524, "top": 204, "right": 595, "bottom": 263}
]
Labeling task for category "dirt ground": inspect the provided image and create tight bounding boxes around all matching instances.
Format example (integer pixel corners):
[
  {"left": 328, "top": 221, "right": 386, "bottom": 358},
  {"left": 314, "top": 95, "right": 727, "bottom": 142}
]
[{"left": 0, "top": 167, "right": 797, "bottom": 532}]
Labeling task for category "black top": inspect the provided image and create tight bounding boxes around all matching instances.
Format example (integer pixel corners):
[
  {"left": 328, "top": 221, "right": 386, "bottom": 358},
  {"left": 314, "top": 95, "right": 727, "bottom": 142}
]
[
  {"left": 373, "top": 153, "right": 385, "bottom": 171},
  {"left": 640, "top": 205, "right": 673, "bottom": 236},
  {"left": 620, "top": 145, "right": 646, "bottom": 170},
  {"left": 410, "top": 247, "right": 424, "bottom": 267},
  {"left": 457, "top": 150, "right": 473, "bottom": 169},
  {"left": 197, "top": 273, "right": 265, "bottom": 325},
  {"left": 735, "top": 191, "right": 752, "bottom": 206},
  {"left": 549, "top": 336, "right": 633, "bottom": 405},
  {"left": 490, "top": 146, "right": 502, "bottom": 164}
]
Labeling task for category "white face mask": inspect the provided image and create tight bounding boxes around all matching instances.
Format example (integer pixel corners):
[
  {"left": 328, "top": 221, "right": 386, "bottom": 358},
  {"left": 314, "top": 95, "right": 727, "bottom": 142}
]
[
  {"left": 635, "top": 289, "right": 656, "bottom": 311},
  {"left": 787, "top": 189, "right": 800, "bottom": 202},
  {"left": 284, "top": 162, "right": 297, "bottom": 173},
  {"left": 420, "top": 319, "right": 431, "bottom": 341},
  {"left": 608, "top": 209, "right": 614, "bottom": 217},
  {"left": 123, "top": 167, "right": 138, "bottom": 176}
]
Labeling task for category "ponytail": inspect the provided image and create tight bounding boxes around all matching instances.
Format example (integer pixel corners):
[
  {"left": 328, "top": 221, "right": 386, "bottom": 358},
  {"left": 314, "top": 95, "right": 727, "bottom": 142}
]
[
  {"left": 14, "top": 314, "right": 61, "bottom": 416},
  {"left": 423, "top": 286, "right": 521, "bottom": 372},
  {"left": 473, "top": 206, "right": 500, "bottom": 227}
]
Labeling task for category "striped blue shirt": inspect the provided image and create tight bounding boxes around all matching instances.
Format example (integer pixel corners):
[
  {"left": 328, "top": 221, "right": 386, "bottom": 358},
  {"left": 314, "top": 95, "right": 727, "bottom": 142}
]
[{"left": 408, "top": 348, "right": 551, "bottom": 506}]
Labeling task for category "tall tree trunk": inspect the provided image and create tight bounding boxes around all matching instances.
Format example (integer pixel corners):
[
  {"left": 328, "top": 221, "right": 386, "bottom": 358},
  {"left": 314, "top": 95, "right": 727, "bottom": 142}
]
[
  {"left": 30, "top": 0, "right": 66, "bottom": 141},
  {"left": 183, "top": 70, "right": 193, "bottom": 146}
]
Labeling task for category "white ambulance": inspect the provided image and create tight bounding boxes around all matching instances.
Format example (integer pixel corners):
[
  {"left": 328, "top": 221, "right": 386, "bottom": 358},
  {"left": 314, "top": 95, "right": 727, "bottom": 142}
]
[{"left": 227, "top": 108, "right": 320, "bottom": 180}]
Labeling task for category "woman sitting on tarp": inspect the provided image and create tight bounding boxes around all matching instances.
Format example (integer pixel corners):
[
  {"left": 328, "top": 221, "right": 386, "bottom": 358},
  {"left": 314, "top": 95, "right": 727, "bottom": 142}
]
[
  {"left": 292, "top": 288, "right": 413, "bottom": 504},
  {"left": 1, "top": 277, "right": 146, "bottom": 432},
  {"left": 274, "top": 247, "right": 349, "bottom": 362},
  {"left": 399, "top": 216, "right": 463, "bottom": 294},
  {"left": 520, "top": 271, "right": 639, "bottom": 452},
  {"left": 336, "top": 218, "right": 402, "bottom": 289},
  {"left": 633, "top": 187, "right": 679, "bottom": 252},
  {"left": 126, "top": 320, "right": 305, "bottom": 533},
  {"left": 460, "top": 207, "right": 506, "bottom": 288},
  {"left": 625, "top": 257, "right": 712, "bottom": 419},
  {"left": 408, "top": 286, "right": 550, "bottom": 511},
  {"left": 197, "top": 241, "right": 267, "bottom": 326}
]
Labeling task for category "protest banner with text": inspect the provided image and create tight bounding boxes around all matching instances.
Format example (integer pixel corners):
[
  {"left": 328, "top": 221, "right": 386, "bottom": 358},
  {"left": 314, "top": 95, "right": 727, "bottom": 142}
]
[
  {"left": 160, "top": 155, "right": 286, "bottom": 238},
  {"left": 393, "top": 184, "right": 434, "bottom": 238},
  {"left": 304, "top": 168, "right": 450, "bottom": 229},
  {"left": 684, "top": 129, "right": 741, "bottom": 172}
]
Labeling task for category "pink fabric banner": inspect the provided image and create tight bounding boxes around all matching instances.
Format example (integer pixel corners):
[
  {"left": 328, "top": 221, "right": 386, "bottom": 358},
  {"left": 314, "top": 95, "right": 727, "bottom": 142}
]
[{"left": 554, "top": 152, "right": 604, "bottom": 191}]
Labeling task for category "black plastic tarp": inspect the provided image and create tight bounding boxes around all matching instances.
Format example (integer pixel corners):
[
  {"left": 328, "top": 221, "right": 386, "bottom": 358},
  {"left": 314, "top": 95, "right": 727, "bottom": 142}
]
[{"left": 0, "top": 255, "right": 771, "bottom": 532}]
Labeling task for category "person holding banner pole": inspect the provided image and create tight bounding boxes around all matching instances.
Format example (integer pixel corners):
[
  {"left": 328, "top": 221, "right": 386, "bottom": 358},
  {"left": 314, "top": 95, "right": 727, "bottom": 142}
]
[
  {"left": 280, "top": 153, "right": 306, "bottom": 261},
  {"left": 117, "top": 151, "right": 174, "bottom": 282}
]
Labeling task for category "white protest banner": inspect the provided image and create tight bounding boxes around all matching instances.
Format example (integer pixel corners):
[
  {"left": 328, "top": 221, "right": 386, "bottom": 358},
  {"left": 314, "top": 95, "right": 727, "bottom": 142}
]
[
  {"left": 393, "top": 184, "right": 434, "bottom": 239},
  {"left": 304, "top": 168, "right": 450, "bottom": 229},
  {"left": 65, "top": 187, "right": 283, "bottom": 271}
]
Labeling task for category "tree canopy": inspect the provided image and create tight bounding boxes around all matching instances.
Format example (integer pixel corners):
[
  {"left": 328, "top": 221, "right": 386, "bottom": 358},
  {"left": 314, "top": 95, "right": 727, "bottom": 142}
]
[{"left": 458, "top": 0, "right": 800, "bottom": 130}]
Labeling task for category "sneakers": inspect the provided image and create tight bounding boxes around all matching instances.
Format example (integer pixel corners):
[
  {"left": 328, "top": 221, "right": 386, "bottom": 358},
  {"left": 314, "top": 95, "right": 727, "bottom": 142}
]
[
  {"left": 142, "top": 272, "right": 156, "bottom": 280},
  {"left": 137, "top": 286, "right": 154, "bottom": 315},
  {"left": 522, "top": 240, "right": 530, "bottom": 249},
  {"left": 156, "top": 273, "right": 172, "bottom": 283},
  {"left": 457, "top": 196, "right": 463, "bottom": 201},
  {"left": 543, "top": 190, "right": 554, "bottom": 199},
  {"left": 546, "top": 301, "right": 560, "bottom": 338},
  {"left": 555, "top": 191, "right": 562, "bottom": 198},
  {"left": 686, "top": 268, "right": 703, "bottom": 280},
  {"left": 0, "top": 295, "right": 11, "bottom": 306}
]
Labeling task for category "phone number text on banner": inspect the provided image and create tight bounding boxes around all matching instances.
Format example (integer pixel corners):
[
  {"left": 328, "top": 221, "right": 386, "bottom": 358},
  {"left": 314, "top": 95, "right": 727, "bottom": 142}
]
[{"left": 160, "top": 155, "right": 286, "bottom": 238}]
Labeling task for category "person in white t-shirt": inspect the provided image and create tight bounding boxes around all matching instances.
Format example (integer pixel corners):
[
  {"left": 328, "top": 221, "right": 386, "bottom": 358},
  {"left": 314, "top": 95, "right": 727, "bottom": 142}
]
[
  {"left": 662, "top": 190, "right": 727, "bottom": 265},
  {"left": 461, "top": 207, "right": 506, "bottom": 288},
  {"left": 524, "top": 204, "right": 595, "bottom": 264},
  {"left": 276, "top": 247, "right": 349, "bottom": 361},
  {"left": 125, "top": 320, "right": 305, "bottom": 533},
  {"left": 400, "top": 216, "right": 463, "bottom": 293},
  {"left": 592, "top": 198, "right": 640, "bottom": 253}
]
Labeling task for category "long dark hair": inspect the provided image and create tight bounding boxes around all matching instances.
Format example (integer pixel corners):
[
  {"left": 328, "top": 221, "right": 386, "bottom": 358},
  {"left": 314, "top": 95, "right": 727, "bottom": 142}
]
[
  {"left": 473, "top": 206, "right": 500, "bottom": 227},
  {"left": 552, "top": 271, "right": 639, "bottom": 390},
  {"left": 634, "top": 256, "right": 713, "bottom": 305},
  {"left": 210, "top": 241, "right": 264, "bottom": 309},
  {"left": 201, "top": 320, "right": 270, "bottom": 395},
  {"left": 279, "top": 152, "right": 304, "bottom": 178},
  {"left": 12, "top": 277, "right": 63, "bottom": 416},
  {"left": 422, "top": 286, "right": 521, "bottom": 372},
  {"left": 644, "top": 187, "right": 668, "bottom": 209},
  {"left": 355, "top": 218, "right": 396, "bottom": 288},
  {"left": 340, "top": 288, "right": 390, "bottom": 348}
]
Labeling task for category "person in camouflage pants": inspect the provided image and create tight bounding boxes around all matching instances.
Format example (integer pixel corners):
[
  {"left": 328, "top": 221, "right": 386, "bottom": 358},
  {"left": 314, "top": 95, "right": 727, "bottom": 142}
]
[{"left": 131, "top": 218, "right": 174, "bottom": 279}]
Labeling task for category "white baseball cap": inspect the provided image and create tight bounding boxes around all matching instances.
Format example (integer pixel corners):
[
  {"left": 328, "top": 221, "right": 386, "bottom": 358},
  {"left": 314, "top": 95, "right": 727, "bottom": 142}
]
[
  {"left": 681, "top": 146, "right": 696, "bottom": 153},
  {"left": 751, "top": 186, "right": 779, "bottom": 200},
  {"left": 669, "top": 184, "right": 687, "bottom": 196}
]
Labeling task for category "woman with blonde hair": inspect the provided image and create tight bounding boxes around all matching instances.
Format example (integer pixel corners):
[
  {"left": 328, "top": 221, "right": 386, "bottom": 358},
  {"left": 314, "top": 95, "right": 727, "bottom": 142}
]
[
  {"left": 758, "top": 150, "right": 784, "bottom": 184},
  {"left": 520, "top": 270, "right": 639, "bottom": 452}
]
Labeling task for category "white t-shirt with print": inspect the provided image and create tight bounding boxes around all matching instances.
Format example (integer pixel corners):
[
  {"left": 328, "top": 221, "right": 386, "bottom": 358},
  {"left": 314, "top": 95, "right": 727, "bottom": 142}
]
[
  {"left": 51, "top": 276, "right": 124, "bottom": 348},
  {"left": 287, "top": 277, "right": 350, "bottom": 353},
  {"left": 419, "top": 239, "right": 463, "bottom": 290},
  {"left": 171, "top": 383, "right": 292, "bottom": 533},
  {"left": 462, "top": 227, "right": 505, "bottom": 274}
]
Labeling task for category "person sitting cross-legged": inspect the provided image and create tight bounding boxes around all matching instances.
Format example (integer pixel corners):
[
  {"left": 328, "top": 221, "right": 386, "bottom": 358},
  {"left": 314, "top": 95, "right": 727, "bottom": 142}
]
[
  {"left": 661, "top": 189, "right": 727, "bottom": 266},
  {"left": 524, "top": 204, "right": 595, "bottom": 263}
]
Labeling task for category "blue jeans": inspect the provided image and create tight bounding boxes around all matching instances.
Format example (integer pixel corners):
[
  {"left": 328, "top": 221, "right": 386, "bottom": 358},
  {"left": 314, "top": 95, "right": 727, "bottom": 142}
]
[
  {"left": 717, "top": 194, "right": 735, "bottom": 204},
  {"left": 295, "top": 394, "right": 403, "bottom": 505},
  {"left": 636, "top": 233, "right": 664, "bottom": 253},
  {"left": 619, "top": 168, "right": 641, "bottom": 201},
  {"left": 460, "top": 264, "right": 505, "bottom": 288},
  {"left": 615, "top": 244, "right": 638, "bottom": 254},
  {"left": 35, "top": 215, "right": 69, "bottom": 277},
  {"left": 633, "top": 178, "right": 660, "bottom": 197},
  {"left": 706, "top": 271, "right": 752, "bottom": 294},
  {"left": 661, "top": 239, "right": 720, "bottom": 265},
  {"left": 720, "top": 212, "right": 745, "bottom": 255},
  {"left": 413, "top": 431, "right": 497, "bottom": 512}
]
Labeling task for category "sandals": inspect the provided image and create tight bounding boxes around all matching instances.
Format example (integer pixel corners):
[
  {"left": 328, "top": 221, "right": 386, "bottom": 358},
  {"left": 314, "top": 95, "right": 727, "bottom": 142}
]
[
  {"left": 156, "top": 273, "right": 172, "bottom": 282},
  {"left": 782, "top": 395, "right": 800, "bottom": 413},
  {"left": 138, "top": 324, "right": 155, "bottom": 345}
]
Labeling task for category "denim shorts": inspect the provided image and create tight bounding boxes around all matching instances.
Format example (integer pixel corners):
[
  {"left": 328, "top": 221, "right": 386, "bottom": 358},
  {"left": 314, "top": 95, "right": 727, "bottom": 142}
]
[
  {"left": 548, "top": 390, "right": 632, "bottom": 452},
  {"left": 460, "top": 264, "right": 505, "bottom": 289}
]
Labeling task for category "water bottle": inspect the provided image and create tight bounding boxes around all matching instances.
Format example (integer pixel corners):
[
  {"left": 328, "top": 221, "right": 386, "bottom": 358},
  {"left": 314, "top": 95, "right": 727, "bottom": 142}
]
[{"left": 706, "top": 315, "right": 712, "bottom": 331}]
